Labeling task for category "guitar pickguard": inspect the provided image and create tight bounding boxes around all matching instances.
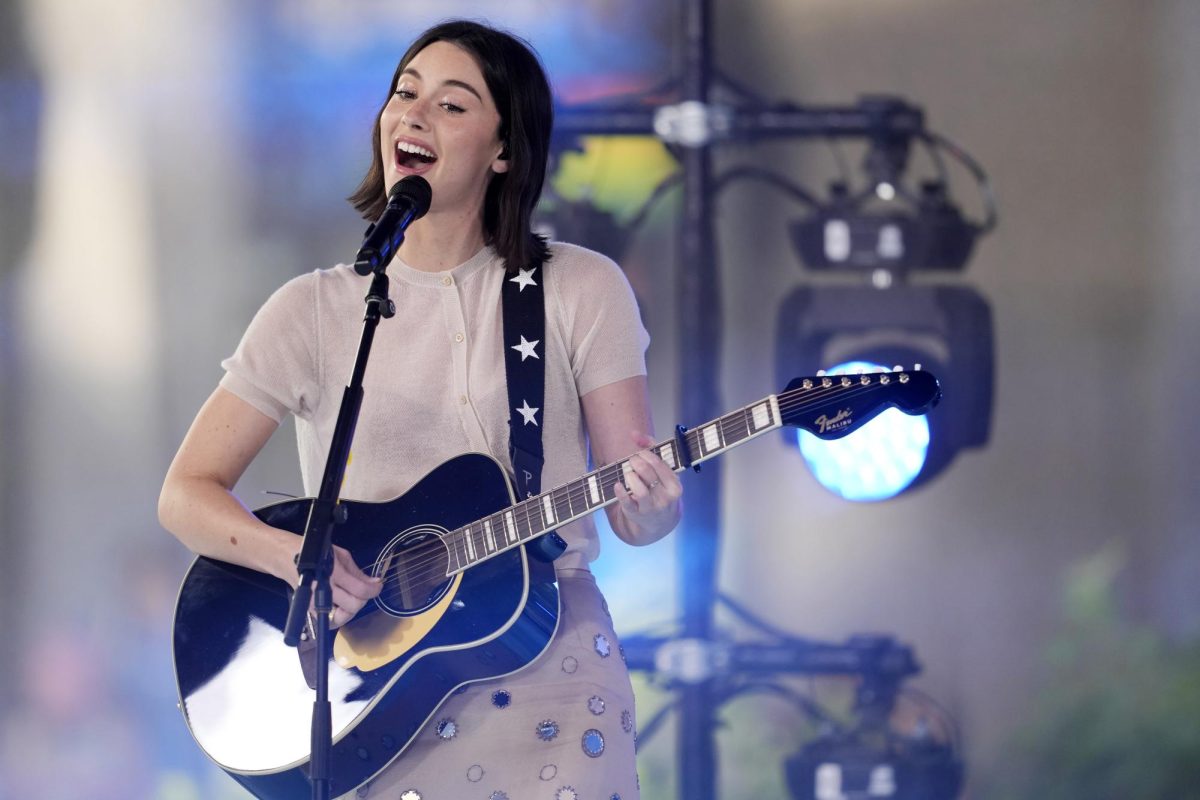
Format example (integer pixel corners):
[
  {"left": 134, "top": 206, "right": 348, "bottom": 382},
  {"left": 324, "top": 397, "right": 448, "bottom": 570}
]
[{"left": 333, "top": 572, "right": 463, "bottom": 672}]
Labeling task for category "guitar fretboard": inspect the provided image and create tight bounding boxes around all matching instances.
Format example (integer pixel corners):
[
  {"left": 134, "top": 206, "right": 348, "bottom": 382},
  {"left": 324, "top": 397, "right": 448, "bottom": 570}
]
[{"left": 443, "top": 394, "right": 784, "bottom": 573}]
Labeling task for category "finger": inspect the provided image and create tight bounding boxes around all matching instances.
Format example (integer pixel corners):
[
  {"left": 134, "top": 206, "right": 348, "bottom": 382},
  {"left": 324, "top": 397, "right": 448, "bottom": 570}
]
[
  {"left": 613, "top": 479, "right": 641, "bottom": 514},
  {"left": 336, "top": 605, "right": 358, "bottom": 627},
  {"left": 621, "top": 458, "right": 654, "bottom": 498},
  {"left": 625, "top": 454, "right": 666, "bottom": 498},
  {"left": 628, "top": 433, "right": 674, "bottom": 482},
  {"left": 635, "top": 445, "right": 683, "bottom": 499},
  {"left": 333, "top": 547, "right": 383, "bottom": 600},
  {"left": 305, "top": 600, "right": 355, "bottom": 630},
  {"left": 326, "top": 604, "right": 356, "bottom": 629}
]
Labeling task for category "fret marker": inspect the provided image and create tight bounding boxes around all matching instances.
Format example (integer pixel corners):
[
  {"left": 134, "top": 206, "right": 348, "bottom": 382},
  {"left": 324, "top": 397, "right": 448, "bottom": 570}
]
[
  {"left": 702, "top": 425, "right": 720, "bottom": 453},
  {"left": 659, "top": 442, "right": 677, "bottom": 469},
  {"left": 504, "top": 511, "right": 517, "bottom": 543},
  {"left": 483, "top": 520, "right": 496, "bottom": 552},
  {"left": 464, "top": 530, "right": 476, "bottom": 562},
  {"left": 751, "top": 402, "right": 771, "bottom": 431},
  {"left": 621, "top": 461, "right": 635, "bottom": 490},
  {"left": 587, "top": 475, "right": 601, "bottom": 505},
  {"left": 542, "top": 496, "right": 556, "bottom": 525}
]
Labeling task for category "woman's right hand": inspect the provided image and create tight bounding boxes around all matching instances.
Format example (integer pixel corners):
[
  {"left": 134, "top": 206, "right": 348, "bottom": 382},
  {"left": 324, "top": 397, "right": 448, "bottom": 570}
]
[{"left": 293, "top": 543, "right": 383, "bottom": 628}]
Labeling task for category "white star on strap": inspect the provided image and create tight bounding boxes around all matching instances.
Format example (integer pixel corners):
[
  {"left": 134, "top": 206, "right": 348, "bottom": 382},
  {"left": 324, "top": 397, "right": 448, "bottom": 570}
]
[
  {"left": 516, "top": 400, "right": 540, "bottom": 426},
  {"left": 509, "top": 267, "right": 538, "bottom": 292},
  {"left": 511, "top": 335, "right": 540, "bottom": 361}
]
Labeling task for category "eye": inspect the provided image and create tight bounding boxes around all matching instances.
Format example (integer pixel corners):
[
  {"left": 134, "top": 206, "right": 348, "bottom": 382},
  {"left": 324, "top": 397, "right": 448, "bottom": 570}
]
[
  {"left": 394, "top": 88, "right": 417, "bottom": 100},
  {"left": 440, "top": 101, "right": 465, "bottom": 114}
]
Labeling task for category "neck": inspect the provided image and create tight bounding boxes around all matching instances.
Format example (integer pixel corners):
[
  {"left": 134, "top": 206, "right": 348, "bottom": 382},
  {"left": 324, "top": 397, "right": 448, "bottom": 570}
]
[{"left": 395, "top": 208, "right": 488, "bottom": 273}]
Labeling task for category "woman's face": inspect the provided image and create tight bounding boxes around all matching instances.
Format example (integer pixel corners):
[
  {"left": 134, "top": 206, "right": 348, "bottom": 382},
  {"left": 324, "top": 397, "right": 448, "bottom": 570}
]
[{"left": 379, "top": 41, "right": 508, "bottom": 218}]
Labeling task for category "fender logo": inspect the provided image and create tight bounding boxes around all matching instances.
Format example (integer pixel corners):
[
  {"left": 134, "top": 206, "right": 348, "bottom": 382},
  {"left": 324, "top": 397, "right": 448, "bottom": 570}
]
[{"left": 814, "top": 409, "right": 853, "bottom": 434}]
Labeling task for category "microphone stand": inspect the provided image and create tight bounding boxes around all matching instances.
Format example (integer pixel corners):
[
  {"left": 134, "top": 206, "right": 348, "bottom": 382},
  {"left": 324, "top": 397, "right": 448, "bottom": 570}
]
[{"left": 282, "top": 263, "right": 397, "bottom": 800}]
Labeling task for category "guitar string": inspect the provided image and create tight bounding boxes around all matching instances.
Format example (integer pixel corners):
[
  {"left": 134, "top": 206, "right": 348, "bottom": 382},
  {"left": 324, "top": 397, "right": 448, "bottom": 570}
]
[
  {"left": 371, "top": 459, "right": 635, "bottom": 608},
  {"left": 365, "top": 375, "right": 932, "bottom": 606},
  {"left": 360, "top": 376, "right": 932, "bottom": 606},
  {"left": 363, "top": 376, "right": 931, "bottom": 606}
]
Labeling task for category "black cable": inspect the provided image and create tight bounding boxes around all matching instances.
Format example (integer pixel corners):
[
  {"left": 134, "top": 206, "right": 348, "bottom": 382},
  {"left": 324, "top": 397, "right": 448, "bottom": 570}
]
[
  {"left": 716, "top": 592, "right": 823, "bottom": 647},
  {"left": 713, "top": 68, "right": 773, "bottom": 108},
  {"left": 898, "top": 686, "right": 963, "bottom": 752},
  {"left": 923, "top": 130, "right": 999, "bottom": 233},
  {"left": 824, "top": 136, "right": 853, "bottom": 185},
  {"left": 720, "top": 680, "right": 845, "bottom": 732},
  {"left": 714, "top": 165, "right": 822, "bottom": 208},
  {"left": 636, "top": 696, "right": 682, "bottom": 747},
  {"left": 916, "top": 132, "right": 950, "bottom": 184},
  {"left": 624, "top": 171, "right": 684, "bottom": 235},
  {"left": 551, "top": 149, "right": 833, "bottom": 258}
]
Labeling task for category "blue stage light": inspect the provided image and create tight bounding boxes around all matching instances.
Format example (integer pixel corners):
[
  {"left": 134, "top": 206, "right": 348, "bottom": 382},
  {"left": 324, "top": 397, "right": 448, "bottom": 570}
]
[
  {"left": 775, "top": 284, "right": 993, "bottom": 499},
  {"left": 796, "top": 362, "right": 930, "bottom": 501}
]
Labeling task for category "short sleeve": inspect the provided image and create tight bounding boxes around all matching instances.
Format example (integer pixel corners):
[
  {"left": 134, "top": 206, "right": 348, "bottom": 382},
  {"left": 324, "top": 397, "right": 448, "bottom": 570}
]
[
  {"left": 550, "top": 244, "right": 650, "bottom": 397},
  {"left": 219, "top": 273, "right": 320, "bottom": 422}
]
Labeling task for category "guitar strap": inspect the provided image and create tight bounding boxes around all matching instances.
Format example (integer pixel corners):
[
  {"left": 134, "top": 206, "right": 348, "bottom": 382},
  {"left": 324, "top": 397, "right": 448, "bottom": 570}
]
[{"left": 501, "top": 257, "right": 546, "bottom": 499}]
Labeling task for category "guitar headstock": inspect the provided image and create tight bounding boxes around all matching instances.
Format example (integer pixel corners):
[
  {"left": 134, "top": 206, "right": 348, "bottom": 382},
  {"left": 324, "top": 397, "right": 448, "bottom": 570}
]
[{"left": 779, "top": 367, "right": 941, "bottom": 440}]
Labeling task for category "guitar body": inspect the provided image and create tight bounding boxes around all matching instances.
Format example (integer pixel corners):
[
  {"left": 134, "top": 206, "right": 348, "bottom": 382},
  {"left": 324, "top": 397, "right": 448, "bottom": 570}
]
[{"left": 172, "top": 453, "right": 560, "bottom": 799}]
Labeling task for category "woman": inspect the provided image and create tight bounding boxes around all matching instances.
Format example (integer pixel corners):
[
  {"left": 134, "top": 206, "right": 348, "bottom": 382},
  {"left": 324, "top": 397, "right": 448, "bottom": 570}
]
[{"left": 159, "top": 19, "right": 681, "bottom": 800}]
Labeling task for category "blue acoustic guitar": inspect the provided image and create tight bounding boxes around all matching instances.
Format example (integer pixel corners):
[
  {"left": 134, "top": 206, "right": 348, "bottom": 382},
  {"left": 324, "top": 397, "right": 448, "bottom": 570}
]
[{"left": 171, "top": 369, "right": 940, "bottom": 798}]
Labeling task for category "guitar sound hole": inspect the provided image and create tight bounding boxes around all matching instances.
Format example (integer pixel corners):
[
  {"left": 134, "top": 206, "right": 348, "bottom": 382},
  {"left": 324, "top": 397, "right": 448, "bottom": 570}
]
[{"left": 375, "top": 529, "right": 453, "bottom": 617}]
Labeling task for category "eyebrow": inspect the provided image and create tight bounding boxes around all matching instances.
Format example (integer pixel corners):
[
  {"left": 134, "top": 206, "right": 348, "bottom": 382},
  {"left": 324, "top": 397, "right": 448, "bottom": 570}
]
[{"left": 400, "top": 68, "right": 484, "bottom": 103}]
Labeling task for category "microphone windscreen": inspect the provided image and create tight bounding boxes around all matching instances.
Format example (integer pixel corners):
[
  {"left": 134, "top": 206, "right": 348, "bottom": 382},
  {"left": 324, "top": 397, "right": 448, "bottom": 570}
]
[{"left": 388, "top": 176, "right": 432, "bottom": 219}]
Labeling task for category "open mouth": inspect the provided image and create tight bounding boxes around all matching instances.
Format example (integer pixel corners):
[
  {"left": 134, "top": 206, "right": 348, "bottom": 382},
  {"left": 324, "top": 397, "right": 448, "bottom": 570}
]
[{"left": 396, "top": 140, "right": 438, "bottom": 171}]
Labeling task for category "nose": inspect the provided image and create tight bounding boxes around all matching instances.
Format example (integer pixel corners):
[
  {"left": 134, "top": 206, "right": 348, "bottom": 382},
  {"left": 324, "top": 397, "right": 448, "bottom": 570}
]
[{"left": 401, "top": 99, "right": 428, "bottom": 131}]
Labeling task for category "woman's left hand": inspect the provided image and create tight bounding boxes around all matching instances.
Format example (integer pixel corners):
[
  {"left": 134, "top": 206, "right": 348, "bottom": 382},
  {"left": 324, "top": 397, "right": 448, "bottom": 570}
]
[{"left": 612, "top": 432, "right": 683, "bottom": 544}]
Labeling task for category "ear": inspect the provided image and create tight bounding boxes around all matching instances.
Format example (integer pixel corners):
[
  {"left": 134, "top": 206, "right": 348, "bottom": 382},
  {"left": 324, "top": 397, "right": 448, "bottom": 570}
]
[{"left": 492, "top": 145, "right": 510, "bottom": 174}]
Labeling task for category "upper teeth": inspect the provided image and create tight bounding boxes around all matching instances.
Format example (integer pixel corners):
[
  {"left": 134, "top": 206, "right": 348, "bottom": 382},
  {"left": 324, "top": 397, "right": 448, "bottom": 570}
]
[{"left": 397, "top": 141, "right": 435, "bottom": 159}]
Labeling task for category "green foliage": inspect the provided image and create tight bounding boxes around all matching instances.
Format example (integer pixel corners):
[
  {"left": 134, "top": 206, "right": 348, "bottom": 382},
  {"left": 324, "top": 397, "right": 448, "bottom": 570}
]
[{"left": 988, "top": 544, "right": 1200, "bottom": 800}]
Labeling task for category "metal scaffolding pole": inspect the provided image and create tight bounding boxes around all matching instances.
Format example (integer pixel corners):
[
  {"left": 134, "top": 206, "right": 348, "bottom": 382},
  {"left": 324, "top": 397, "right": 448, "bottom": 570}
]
[{"left": 675, "top": 0, "right": 722, "bottom": 797}]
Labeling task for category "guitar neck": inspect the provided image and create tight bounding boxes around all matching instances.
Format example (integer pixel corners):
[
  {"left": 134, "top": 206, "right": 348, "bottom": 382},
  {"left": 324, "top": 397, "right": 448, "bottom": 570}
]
[{"left": 443, "top": 394, "right": 784, "bottom": 574}]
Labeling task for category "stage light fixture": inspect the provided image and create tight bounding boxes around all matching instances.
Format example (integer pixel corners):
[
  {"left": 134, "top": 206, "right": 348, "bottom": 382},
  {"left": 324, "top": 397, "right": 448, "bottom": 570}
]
[
  {"left": 776, "top": 284, "right": 993, "bottom": 499},
  {"left": 789, "top": 110, "right": 996, "bottom": 281},
  {"left": 789, "top": 179, "right": 980, "bottom": 277},
  {"left": 785, "top": 732, "right": 963, "bottom": 800}
]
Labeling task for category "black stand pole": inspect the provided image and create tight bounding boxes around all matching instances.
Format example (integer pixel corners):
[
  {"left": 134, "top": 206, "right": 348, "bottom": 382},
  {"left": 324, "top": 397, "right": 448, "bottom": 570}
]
[
  {"left": 549, "top": 2, "right": 927, "bottom": 799},
  {"left": 282, "top": 269, "right": 396, "bottom": 800},
  {"left": 675, "top": 1, "right": 721, "bottom": 797}
]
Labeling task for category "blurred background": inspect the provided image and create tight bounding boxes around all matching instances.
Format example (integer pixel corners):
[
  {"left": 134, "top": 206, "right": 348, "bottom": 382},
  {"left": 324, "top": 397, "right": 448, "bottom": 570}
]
[{"left": 2, "top": 0, "right": 1198, "bottom": 798}]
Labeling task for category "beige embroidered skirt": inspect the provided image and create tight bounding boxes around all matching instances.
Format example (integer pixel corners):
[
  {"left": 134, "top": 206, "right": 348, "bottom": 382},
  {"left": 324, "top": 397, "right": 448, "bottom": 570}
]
[{"left": 349, "top": 568, "right": 639, "bottom": 800}]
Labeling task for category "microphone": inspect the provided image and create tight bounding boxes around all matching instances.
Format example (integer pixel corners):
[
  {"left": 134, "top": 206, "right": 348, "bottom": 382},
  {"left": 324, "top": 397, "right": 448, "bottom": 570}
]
[{"left": 354, "top": 176, "right": 433, "bottom": 275}]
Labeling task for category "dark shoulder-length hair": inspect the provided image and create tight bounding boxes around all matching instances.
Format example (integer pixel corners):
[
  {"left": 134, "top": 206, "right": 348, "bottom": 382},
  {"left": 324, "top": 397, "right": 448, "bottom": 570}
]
[{"left": 347, "top": 20, "right": 552, "bottom": 273}]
